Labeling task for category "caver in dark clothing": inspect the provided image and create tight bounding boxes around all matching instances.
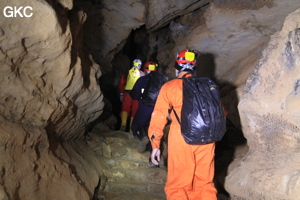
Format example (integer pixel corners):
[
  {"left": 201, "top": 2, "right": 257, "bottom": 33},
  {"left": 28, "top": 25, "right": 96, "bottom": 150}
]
[
  {"left": 130, "top": 74, "right": 154, "bottom": 141},
  {"left": 129, "top": 61, "right": 166, "bottom": 156}
]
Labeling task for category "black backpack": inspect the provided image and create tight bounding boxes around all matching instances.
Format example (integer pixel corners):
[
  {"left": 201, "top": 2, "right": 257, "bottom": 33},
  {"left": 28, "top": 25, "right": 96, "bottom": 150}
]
[
  {"left": 173, "top": 74, "right": 226, "bottom": 145},
  {"left": 142, "top": 71, "right": 168, "bottom": 107}
]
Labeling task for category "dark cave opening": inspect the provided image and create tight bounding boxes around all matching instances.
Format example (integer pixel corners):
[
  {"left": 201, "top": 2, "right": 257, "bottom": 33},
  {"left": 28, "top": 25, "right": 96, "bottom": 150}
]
[
  {"left": 122, "top": 25, "right": 150, "bottom": 63},
  {"left": 94, "top": 25, "right": 152, "bottom": 132}
]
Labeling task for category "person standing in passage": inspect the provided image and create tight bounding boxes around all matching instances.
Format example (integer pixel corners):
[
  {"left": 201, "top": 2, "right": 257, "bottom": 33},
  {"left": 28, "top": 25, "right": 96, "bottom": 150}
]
[
  {"left": 119, "top": 59, "right": 145, "bottom": 132},
  {"left": 130, "top": 61, "right": 167, "bottom": 154},
  {"left": 148, "top": 50, "right": 217, "bottom": 200}
]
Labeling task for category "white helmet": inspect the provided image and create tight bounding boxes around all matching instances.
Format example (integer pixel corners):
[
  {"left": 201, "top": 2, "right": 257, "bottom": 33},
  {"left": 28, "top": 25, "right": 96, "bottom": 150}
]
[{"left": 132, "top": 59, "right": 142, "bottom": 69}]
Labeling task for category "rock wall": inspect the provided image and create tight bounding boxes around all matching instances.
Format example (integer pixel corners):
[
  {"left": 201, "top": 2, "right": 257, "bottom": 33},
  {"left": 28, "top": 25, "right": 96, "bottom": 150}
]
[
  {"left": 75, "top": 0, "right": 146, "bottom": 71},
  {"left": 145, "top": 0, "right": 210, "bottom": 31},
  {"left": 0, "top": 0, "right": 104, "bottom": 199},
  {"left": 225, "top": 9, "right": 300, "bottom": 199}
]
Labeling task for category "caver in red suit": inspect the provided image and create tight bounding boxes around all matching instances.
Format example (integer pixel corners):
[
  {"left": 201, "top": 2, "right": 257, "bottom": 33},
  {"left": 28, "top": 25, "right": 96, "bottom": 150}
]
[{"left": 119, "top": 58, "right": 145, "bottom": 132}]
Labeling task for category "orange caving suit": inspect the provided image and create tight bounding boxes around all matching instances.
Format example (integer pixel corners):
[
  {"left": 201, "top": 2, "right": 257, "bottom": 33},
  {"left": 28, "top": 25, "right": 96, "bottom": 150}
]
[{"left": 148, "top": 72, "right": 217, "bottom": 200}]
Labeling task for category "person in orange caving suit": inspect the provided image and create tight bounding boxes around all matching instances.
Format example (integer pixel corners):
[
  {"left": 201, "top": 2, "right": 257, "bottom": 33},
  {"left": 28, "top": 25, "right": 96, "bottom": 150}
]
[{"left": 148, "top": 50, "right": 218, "bottom": 200}]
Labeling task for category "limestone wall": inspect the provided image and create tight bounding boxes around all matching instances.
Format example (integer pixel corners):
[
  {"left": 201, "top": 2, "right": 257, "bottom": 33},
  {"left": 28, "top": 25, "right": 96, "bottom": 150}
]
[
  {"left": 225, "top": 9, "right": 300, "bottom": 200},
  {"left": 0, "top": 0, "right": 104, "bottom": 199}
]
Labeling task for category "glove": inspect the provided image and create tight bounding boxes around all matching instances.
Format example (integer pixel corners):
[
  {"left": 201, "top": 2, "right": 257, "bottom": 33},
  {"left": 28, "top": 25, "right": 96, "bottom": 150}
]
[{"left": 151, "top": 148, "right": 161, "bottom": 166}]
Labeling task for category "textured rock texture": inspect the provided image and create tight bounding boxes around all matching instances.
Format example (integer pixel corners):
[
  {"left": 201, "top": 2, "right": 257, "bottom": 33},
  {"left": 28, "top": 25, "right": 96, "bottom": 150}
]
[
  {"left": 145, "top": 0, "right": 210, "bottom": 31},
  {"left": 0, "top": 0, "right": 104, "bottom": 199},
  {"left": 75, "top": 0, "right": 146, "bottom": 70},
  {"left": 225, "top": 9, "right": 300, "bottom": 200}
]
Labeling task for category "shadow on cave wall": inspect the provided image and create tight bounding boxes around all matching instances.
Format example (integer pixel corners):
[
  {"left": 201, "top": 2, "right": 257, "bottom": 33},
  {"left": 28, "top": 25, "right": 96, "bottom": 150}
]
[
  {"left": 46, "top": 0, "right": 93, "bottom": 89},
  {"left": 69, "top": 7, "right": 93, "bottom": 89},
  {"left": 88, "top": 71, "right": 122, "bottom": 132},
  {"left": 196, "top": 53, "right": 247, "bottom": 198}
]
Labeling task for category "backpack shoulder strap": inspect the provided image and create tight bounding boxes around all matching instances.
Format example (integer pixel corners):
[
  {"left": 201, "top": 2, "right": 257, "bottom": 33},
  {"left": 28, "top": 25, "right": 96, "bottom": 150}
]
[
  {"left": 172, "top": 107, "right": 181, "bottom": 124},
  {"left": 172, "top": 72, "right": 194, "bottom": 123}
]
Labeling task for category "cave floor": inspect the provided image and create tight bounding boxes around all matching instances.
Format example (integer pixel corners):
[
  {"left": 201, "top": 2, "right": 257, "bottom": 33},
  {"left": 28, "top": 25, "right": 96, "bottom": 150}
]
[
  {"left": 86, "top": 129, "right": 167, "bottom": 200},
  {"left": 86, "top": 127, "right": 233, "bottom": 200}
]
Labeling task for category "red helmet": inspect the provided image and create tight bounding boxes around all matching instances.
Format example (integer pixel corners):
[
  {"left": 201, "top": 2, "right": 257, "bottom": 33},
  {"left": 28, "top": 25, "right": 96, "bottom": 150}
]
[
  {"left": 144, "top": 61, "right": 158, "bottom": 71},
  {"left": 175, "top": 50, "right": 198, "bottom": 71}
]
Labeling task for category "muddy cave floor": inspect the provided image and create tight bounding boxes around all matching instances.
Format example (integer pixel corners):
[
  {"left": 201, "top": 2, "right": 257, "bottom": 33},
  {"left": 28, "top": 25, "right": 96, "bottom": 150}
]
[{"left": 86, "top": 121, "right": 246, "bottom": 200}]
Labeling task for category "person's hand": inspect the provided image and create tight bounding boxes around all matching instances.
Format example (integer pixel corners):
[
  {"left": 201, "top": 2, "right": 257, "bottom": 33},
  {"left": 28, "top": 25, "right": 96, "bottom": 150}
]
[
  {"left": 151, "top": 148, "right": 161, "bottom": 165},
  {"left": 120, "top": 95, "right": 123, "bottom": 102}
]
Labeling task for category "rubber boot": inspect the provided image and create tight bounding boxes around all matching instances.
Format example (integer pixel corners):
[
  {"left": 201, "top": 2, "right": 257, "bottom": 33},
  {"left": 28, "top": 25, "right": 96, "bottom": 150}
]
[
  {"left": 129, "top": 117, "right": 134, "bottom": 134},
  {"left": 119, "top": 111, "right": 128, "bottom": 132}
]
